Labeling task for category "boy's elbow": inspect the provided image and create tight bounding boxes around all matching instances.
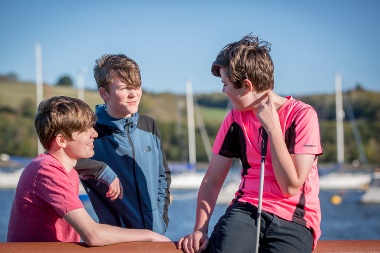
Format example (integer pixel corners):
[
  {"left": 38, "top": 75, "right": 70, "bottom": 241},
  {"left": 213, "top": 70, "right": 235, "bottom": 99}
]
[
  {"left": 283, "top": 189, "right": 298, "bottom": 197},
  {"left": 82, "top": 231, "right": 104, "bottom": 247},
  {"left": 83, "top": 238, "right": 104, "bottom": 247},
  {"left": 281, "top": 185, "right": 301, "bottom": 197}
]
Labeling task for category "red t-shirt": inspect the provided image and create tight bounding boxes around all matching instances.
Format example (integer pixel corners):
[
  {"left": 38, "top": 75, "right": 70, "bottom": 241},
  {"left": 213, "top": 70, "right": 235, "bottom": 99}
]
[
  {"left": 7, "top": 153, "right": 84, "bottom": 242},
  {"left": 213, "top": 96, "right": 323, "bottom": 249}
]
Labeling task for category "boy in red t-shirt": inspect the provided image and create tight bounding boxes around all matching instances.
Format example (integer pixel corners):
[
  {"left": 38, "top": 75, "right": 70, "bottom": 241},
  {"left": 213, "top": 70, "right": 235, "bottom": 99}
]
[{"left": 7, "top": 96, "right": 170, "bottom": 245}]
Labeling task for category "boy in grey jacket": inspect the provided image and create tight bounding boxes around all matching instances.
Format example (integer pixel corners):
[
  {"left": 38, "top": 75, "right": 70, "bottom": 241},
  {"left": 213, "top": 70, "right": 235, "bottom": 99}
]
[{"left": 78, "top": 54, "right": 171, "bottom": 234}]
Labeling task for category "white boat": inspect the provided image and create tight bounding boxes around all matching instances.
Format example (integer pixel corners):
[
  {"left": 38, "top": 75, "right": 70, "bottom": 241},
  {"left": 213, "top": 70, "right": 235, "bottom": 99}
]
[
  {"left": 319, "top": 171, "right": 371, "bottom": 190},
  {"left": 360, "top": 171, "right": 380, "bottom": 204},
  {"left": 0, "top": 168, "right": 23, "bottom": 189},
  {"left": 318, "top": 73, "right": 372, "bottom": 190},
  {"left": 216, "top": 178, "right": 240, "bottom": 204},
  {"left": 170, "top": 171, "right": 205, "bottom": 190}
]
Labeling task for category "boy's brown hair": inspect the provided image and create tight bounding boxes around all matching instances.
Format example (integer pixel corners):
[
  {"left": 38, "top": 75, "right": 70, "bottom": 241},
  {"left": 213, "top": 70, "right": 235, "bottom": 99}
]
[
  {"left": 93, "top": 54, "right": 141, "bottom": 91},
  {"left": 35, "top": 96, "right": 96, "bottom": 149},
  {"left": 211, "top": 34, "right": 274, "bottom": 92}
]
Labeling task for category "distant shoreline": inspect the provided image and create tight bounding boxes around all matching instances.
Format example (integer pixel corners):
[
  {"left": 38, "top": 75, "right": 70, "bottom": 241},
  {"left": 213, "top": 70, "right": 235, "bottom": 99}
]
[{"left": 0, "top": 160, "right": 23, "bottom": 169}]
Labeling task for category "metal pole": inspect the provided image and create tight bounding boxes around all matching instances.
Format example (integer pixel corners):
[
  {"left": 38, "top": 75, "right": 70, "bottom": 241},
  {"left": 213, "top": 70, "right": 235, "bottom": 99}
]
[
  {"left": 77, "top": 67, "right": 87, "bottom": 101},
  {"left": 186, "top": 80, "right": 196, "bottom": 170},
  {"left": 335, "top": 73, "right": 345, "bottom": 166},
  {"left": 35, "top": 43, "right": 44, "bottom": 155},
  {"left": 193, "top": 97, "right": 212, "bottom": 162},
  {"left": 255, "top": 127, "right": 268, "bottom": 253}
]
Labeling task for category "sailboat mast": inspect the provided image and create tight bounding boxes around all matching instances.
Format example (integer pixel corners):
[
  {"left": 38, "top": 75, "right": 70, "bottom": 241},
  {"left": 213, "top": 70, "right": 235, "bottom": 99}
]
[
  {"left": 193, "top": 98, "right": 212, "bottom": 162},
  {"left": 77, "top": 67, "right": 87, "bottom": 101},
  {"left": 77, "top": 71, "right": 84, "bottom": 101},
  {"left": 35, "top": 43, "right": 44, "bottom": 155},
  {"left": 186, "top": 80, "right": 196, "bottom": 169},
  {"left": 335, "top": 73, "right": 345, "bottom": 165}
]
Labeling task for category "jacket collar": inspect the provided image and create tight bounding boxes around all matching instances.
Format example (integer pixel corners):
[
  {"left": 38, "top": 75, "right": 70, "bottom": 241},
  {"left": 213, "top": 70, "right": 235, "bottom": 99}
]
[{"left": 95, "top": 104, "right": 139, "bottom": 133}]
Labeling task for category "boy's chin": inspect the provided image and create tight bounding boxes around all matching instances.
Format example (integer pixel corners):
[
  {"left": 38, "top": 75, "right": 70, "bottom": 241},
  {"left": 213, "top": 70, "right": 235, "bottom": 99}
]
[
  {"left": 128, "top": 108, "right": 139, "bottom": 115},
  {"left": 85, "top": 150, "right": 95, "bottom": 158}
]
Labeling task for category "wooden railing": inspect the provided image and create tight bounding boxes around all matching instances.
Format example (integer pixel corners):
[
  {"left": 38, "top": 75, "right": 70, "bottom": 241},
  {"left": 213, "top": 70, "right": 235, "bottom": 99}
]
[{"left": 1, "top": 240, "right": 380, "bottom": 253}]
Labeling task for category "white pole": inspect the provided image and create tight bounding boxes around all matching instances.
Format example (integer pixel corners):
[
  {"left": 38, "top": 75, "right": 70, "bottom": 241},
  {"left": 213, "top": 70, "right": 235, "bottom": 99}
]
[
  {"left": 77, "top": 67, "right": 87, "bottom": 101},
  {"left": 335, "top": 73, "right": 345, "bottom": 165},
  {"left": 77, "top": 72, "right": 84, "bottom": 101},
  {"left": 35, "top": 43, "right": 44, "bottom": 155},
  {"left": 193, "top": 97, "right": 212, "bottom": 162},
  {"left": 186, "top": 80, "right": 196, "bottom": 170}
]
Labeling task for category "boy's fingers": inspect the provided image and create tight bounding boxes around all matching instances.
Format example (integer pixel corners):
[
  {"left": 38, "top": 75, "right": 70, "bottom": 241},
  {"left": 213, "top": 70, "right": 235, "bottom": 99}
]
[
  {"left": 266, "top": 90, "right": 273, "bottom": 104},
  {"left": 119, "top": 183, "right": 124, "bottom": 199}
]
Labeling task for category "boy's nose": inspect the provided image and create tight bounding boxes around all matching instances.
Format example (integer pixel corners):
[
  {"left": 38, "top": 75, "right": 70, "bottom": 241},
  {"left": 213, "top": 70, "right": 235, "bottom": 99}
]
[{"left": 92, "top": 128, "right": 98, "bottom": 138}]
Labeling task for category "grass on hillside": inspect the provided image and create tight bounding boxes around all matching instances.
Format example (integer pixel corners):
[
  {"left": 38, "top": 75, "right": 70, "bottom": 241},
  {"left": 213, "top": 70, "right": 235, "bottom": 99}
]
[
  {"left": 0, "top": 80, "right": 227, "bottom": 125},
  {"left": 0, "top": 81, "right": 103, "bottom": 111}
]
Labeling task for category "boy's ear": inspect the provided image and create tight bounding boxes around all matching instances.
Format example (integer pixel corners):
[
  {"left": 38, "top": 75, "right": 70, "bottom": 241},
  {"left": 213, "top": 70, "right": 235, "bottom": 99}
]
[
  {"left": 243, "top": 79, "right": 254, "bottom": 94},
  {"left": 54, "top": 134, "right": 67, "bottom": 148},
  {"left": 99, "top": 87, "right": 109, "bottom": 101}
]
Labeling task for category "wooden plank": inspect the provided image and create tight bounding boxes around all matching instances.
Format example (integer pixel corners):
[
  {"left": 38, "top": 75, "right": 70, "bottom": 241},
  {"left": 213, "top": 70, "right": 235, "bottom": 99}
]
[{"left": 1, "top": 240, "right": 380, "bottom": 253}]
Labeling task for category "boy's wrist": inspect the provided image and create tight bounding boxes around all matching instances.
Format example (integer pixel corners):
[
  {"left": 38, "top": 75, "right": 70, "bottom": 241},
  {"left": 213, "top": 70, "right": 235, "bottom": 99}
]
[{"left": 98, "top": 165, "right": 117, "bottom": 185}]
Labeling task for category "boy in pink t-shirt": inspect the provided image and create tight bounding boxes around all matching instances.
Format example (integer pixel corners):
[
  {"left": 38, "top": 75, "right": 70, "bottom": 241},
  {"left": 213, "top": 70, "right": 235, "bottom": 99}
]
[
  {"left": 7, "top": 96, "right": 170, "bottom": 245},
  {"left": 179, "top": 35, "right": 323, "bottom": 253}
]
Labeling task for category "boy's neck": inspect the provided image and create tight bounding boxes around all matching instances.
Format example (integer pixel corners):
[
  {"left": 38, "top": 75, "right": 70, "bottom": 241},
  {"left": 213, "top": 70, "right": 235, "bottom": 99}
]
[
  {"left": 248, "top": 91, "right": 287, "bottom": 113},
  {"left": 105, "top": 106, "right": 132, "bottom": 119},
  {"left": 47, "top": 149, "right": 76, "bottom": 173}
]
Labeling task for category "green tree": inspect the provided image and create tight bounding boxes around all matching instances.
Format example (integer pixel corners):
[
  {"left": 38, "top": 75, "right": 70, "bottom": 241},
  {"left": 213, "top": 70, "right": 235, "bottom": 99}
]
[
  {"left": 20, "top": 98, "right": 35, "bottom": 118},
  {"left": 56, "top": 75, "right": 73, "bottom": 87}
]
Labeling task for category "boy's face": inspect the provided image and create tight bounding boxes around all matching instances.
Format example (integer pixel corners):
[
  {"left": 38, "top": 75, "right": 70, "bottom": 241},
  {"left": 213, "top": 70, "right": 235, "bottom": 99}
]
[
  {"left": 220, "top": 67, "right": 249, "bottom": 111},
  {"left": 100, "top": 78, "right": 142, "bottom": 119},
  {"left": 65, "top": 127, "right": 98, "bottom": 160}
]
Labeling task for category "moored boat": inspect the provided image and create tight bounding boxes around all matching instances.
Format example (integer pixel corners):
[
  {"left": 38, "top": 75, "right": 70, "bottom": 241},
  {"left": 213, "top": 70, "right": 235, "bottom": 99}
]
[{"left": 360, "top": 170, "right": 380, "bottom": 204}]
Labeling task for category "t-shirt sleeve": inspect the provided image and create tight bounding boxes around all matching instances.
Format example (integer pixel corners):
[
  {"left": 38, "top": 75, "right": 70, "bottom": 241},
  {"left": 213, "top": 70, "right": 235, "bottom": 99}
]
[
  {"left": 292, "top": 107, "right": 323, "bottom": 155},
  {"left": 35, "top": 162, "right": 84, "bottom": 218},
  {"left": 212, "top": 111, "right": 240, "bottom": 158}
]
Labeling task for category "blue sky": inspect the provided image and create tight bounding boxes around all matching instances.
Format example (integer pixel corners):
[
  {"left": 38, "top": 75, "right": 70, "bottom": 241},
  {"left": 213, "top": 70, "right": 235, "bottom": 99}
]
[{"left": 1, "top": 0, "right": 379, "bottom": 95}]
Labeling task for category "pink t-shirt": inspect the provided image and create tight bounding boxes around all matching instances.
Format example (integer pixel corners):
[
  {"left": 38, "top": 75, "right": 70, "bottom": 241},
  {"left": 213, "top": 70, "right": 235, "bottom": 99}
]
[
  {"left": 7, "top": 153, "right": 84, "bottom": 242},
  {"left": 212, "top": 96, "right": 323, "bottom": 249}
]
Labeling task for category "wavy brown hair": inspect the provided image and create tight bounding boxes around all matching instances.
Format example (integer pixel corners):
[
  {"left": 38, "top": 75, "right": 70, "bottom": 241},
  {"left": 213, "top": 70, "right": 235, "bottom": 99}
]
[
  {"left": 93, "top": 54, "right": 141, "bottom": 91},
  {"left": 34, "top": 96, "right": 96, "bottom": 150},
  {"left": 211, "top": 34, "right": 274, "bottom": 92}
]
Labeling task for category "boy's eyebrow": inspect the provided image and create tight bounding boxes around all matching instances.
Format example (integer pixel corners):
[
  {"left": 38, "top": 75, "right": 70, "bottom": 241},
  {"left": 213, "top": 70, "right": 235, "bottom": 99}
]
[{"left": 116, "top": 83, "right": 128, "bottom": 89}]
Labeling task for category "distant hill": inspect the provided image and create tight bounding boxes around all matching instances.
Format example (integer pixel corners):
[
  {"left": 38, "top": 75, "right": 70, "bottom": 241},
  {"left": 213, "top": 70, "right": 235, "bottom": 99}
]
[
  {"left": 0, "top": 80, "right": 379, "bottom": 166},
  {"left": 0, "top": 80, "right": 226, "bottom": 161},
  {"left": 0, "top": 80, "right": 227, "bottom": 124}
]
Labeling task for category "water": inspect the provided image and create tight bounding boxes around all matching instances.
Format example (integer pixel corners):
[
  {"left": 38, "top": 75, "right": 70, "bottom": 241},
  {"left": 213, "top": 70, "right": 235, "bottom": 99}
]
[{"left": 1, "top": 187, "right": 380, "bottom": 242}]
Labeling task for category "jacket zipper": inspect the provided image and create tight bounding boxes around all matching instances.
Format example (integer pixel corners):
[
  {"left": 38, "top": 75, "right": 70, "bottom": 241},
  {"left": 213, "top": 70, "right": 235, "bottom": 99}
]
[{"left": 127, "top": 122, "right": 147, "bottom": 229}]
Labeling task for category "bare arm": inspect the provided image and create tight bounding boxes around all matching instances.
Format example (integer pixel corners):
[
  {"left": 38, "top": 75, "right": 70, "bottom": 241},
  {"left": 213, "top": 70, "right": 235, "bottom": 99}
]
[
  {"left": 258, "top": 91, "right": 315, "bottom": 196},
  {"left": 269, "top": 127, "right": 315, "bottom": 196},
  {"left": 178, "top": 154, "right": 232, "bottom": 253},
  {"left": 64, "top": 208, "right": 170, "bottom": 247}
]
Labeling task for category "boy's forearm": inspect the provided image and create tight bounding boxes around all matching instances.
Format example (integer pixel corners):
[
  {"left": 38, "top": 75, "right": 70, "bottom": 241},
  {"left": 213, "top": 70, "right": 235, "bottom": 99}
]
[{"left": 193, "top": 182, "right": 219, "bottom": 234}]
